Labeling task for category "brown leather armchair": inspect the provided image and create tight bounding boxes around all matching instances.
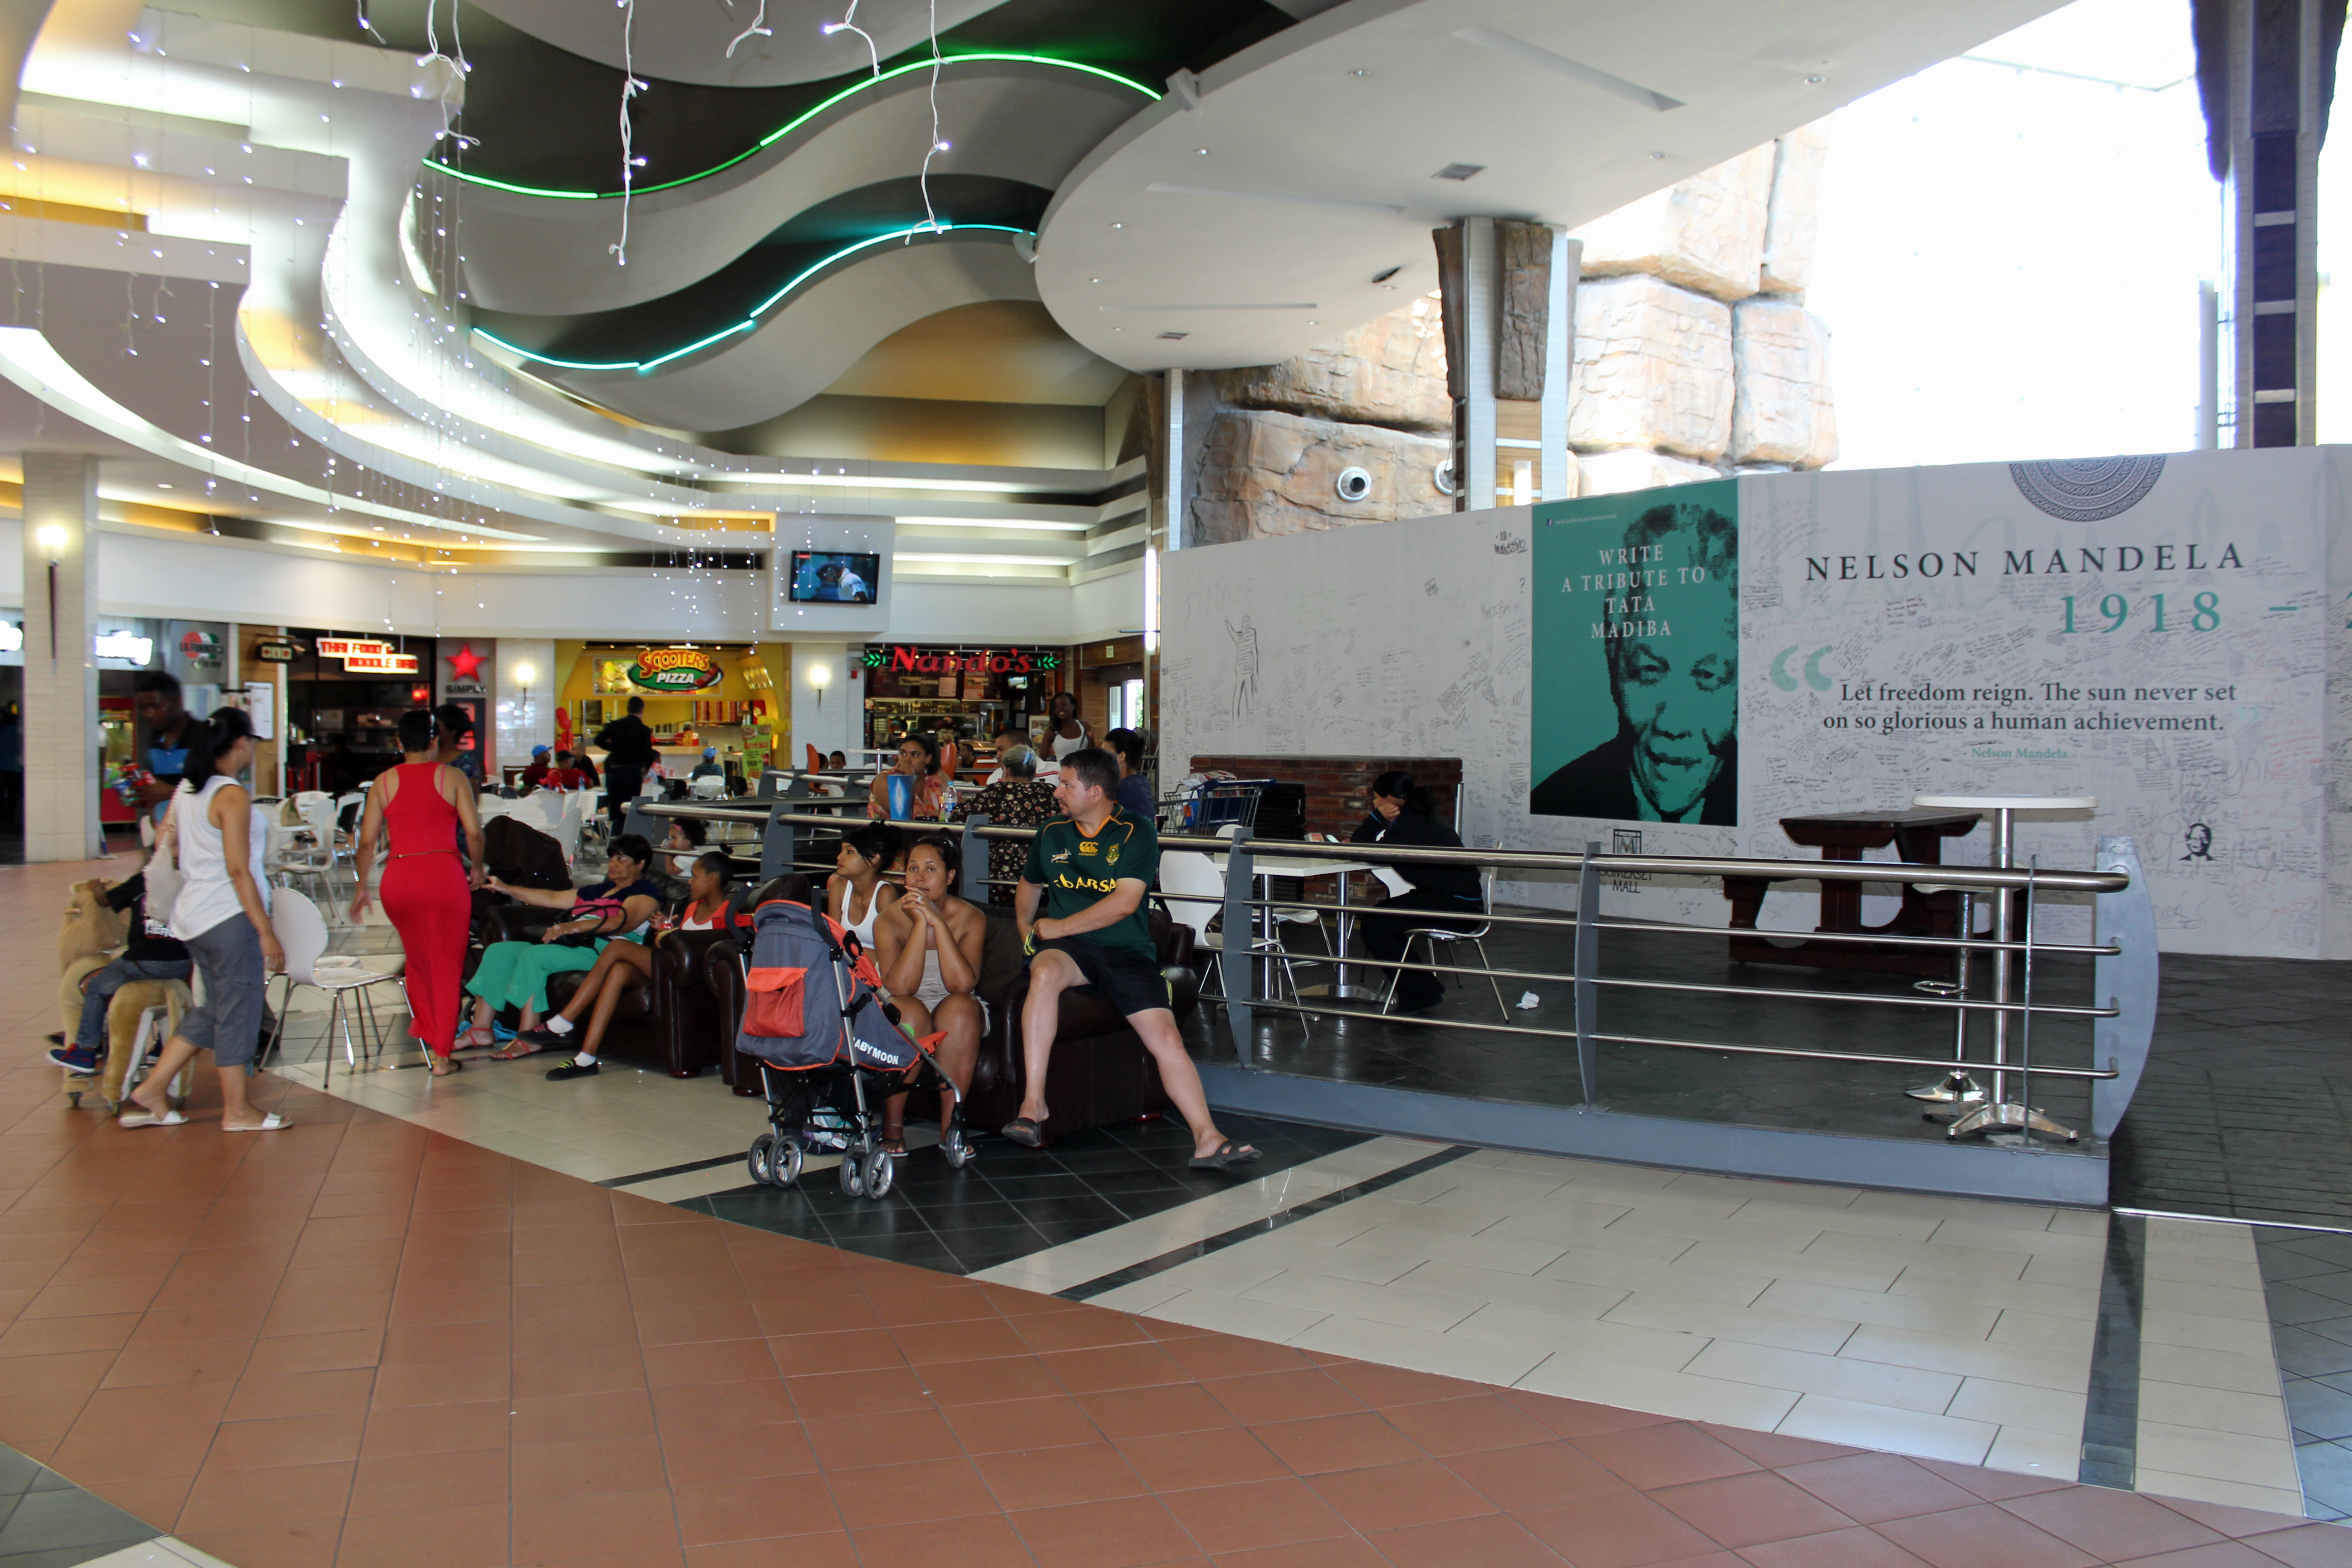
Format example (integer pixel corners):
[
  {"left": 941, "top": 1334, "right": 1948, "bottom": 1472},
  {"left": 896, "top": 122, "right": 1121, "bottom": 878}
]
[
  {"left": 478, "top": 906, "right": 730, "bottom": 1078},
  {"left": 706, "top": 907, "right": 1200, "bottom": 1139}
]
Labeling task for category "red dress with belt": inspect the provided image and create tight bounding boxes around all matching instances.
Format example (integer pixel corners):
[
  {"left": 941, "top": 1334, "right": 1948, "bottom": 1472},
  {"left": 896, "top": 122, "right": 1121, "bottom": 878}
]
[{"left": 379, "top": 762, "right": 469, "bottom": 1057}]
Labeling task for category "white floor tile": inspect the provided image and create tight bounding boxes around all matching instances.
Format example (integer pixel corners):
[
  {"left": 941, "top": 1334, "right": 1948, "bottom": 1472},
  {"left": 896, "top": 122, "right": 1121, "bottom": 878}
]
[
  {"left": 2133, "top": 1470, "right": 2307, "bottom": 1517},
  {"left": 2135, "top": 1421, "right": 2304, "bottom": 1491},
  {"left": 1753, "top": 1279, "right": 2003, "bottom": 1339},
  {"left": 1980, "top": 1423, "right": 2082, "bottom": 1479},
  {"left": 2140, "top": 1308, "right": 2280, "bottom": 1358},
  {"left": 2136, "top": 1280, "right": 2271, "bottom": 1323},
  {"left": 1808, "top": 1230, "right": 2035, "bottom": 1284},
  {"left": 1514, "top": 1352, "right": 1803, "bottom": 1431},
  {"left": 1928, "top": 1219, "right": 2107, "bottom": 1260},
  {"left": 1287, "top": 1312, "right": 1549, "bottom": 1386},
  {"left": 1152, "top": 1288, "right": 1331, "bottom": 1340},
  {"left": 1331, "top": 1223, "right": 1569, "bottom": 1278},
  {"left": 69, "top": 1544, "right": 188, "bottom": 1568},
  {"left": 1987, "top": 1308, "right": 2097, "bottom": 1356},
  {"left": 1731, "top": 1199, "right": 1938, "bottom": 1241},
  {"left": 1390, "top": 1260, "right": 1629, "bottom": 1322},
  {"left": 1085, "top": 1279, "right": 1188, "bottom": 1314},
  {"left": 1535, "top": 1248, "right": 1773, "bottom": 1308},
  {"left": 1944, "top": 1377, "right": 2087, "bottom": 1436},
  {"left": 1687, "top": 1338, "right": 1961, "bottom": 1415},
  {"left": 1599, "top": 1291, "right": 1858, "bottom": 1355},
  {"left": 2137, "top": 1380, "right": 2295, "bottom": 1441},
  {"left": 1677, "top": 1241, "right": 1903, "bottom": 1293},
  {"left": 1838, "top": 1325, "right": 2087, "bottom": 1392},
  {"left": 1886, "top": 1270, "right": 2099, "bottom": 1321},
  {"left": 1446, "top": 1302, "right": 1710, "bottom": 1371},
  {"left": 1244, "top": 1268, "right": 1485, "bottom": 1332},
  {"left": 1775, "top": 1392, "right": 1997, "bottom": 1465}
]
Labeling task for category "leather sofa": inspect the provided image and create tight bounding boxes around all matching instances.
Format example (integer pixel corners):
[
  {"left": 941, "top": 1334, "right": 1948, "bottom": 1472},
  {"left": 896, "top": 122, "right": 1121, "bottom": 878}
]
[
  {"left": 477, "top": 905, "right": 732, "bottom": 1078},
  {"left": 707, "top": 906, "right": 1200, "bottom": 1143}
]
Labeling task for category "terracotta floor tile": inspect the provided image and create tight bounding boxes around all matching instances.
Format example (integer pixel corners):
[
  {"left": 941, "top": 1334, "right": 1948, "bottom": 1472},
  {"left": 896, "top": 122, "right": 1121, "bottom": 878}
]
[
  {"left": 125, "top": 1302, "right": 269, "bottom": 1345},
  {"left": 512, "top": 1348, "right": 647, "bottom": 1401},
  {"left": 830, "top": 1455, "right": 1001, "bottom": 1530},
  {"left": 2153, "top": 1499, "right": 2334, "bottom": 1540},
  {"left": 806, "top": 1407, "right": 968, "bottom": 1470},
  {"left": 1694, "top": 1424, "right": 1856, "bottom": 1469},
  {"left": 47, "top": 1419, "right": 217, "bottom": 1481},
  {"left": 2235, "top": 1524, "right": 2352, "bottom": 1566},
  {"left": 1368, "top": 1512, "right": 1572, "bottom": 1568},
  {"left": 920, "top": 1353, "right": 1065, "bottom": 1407},
  {"left": 508, "top": 1387, "right": 659, "bottom": 1446},
  {"left": 347, "top": 1446, "right": 512, "bottom": 1517},
  {"left": 1375, "top": 1392, "right": 1552, "bottom": 1457},
  {"left": 205, "top": 1411, "right": 368, "bottom": 1472},
  {"left": 1504, "top": 1391, "right": 1679, "bottom": 1440},
  {"left": 1649, "top": 1470, "right": 1859, "bottom": 1550},
  {"left": 175, "top": 1519, "right": 343, "bottom": 1568},
  {"left": 645, "top": 1338, "right": 779, "bottom": 1388},
  {"left": 391, "top": 1286, "right": 512, "bottom": 1326},
  {"left": 1208, "top": 1538, "right": 1391, "bottom": 1568},
  {"left": 1012, "top": 1494, "right": 1203, "bottom": 1568},
  {"left": 769, "top": 1328, "right": 908, "bottom": 1377},
  {"left": 1871, "top": 1504, "right": 2105, "bottom": 1568},
  {"left": 941, "top": 1393, "right": 1106, "bottom": 1455},
  {"left": 358, "top": 1396, "right": 510, "bottom": 1458},
  {"left": 1447, "top": 1436, "right": 1634, "bottom": 1509},
  {"left": 640, "top": 1302, "right": 766, "bottom": 1346},
  {"left": 655, "top": 1378, "right": 795, "bottom": 1434},
  {"left": 894, "top": 1317, "right": 1032, "bottom": 1365},
  {"left": 851, "top": 1514, "right": 1036, "bottom": 1568},
  {"left": 176, "top": 1458, "right": 354, "bottom": 1533},
  {"left": 2120, "top": 1547, "right": 2315, "bottom": 1568},
  {"left": 660, "top": 1421, "right": 822, "bottom": 1484},
  {"left": 671, "top": 1473, "right": 842, "bottom": 1546},
  {"left": 685, "top": 1529, "right": 860, "bottom": 1568},
  {"left": 74, "top": 1372, "right": 236, "bottom": 1432},
  {"left": 257, "top": 1296, "right": 392, "bottom": 1339},
  {"left": 1081, "top": 1383, "right": 1245, "bottom": 1441},
  {"left": 1907, "top": 1457, "right": 2075, "bottom": 1503},
  {"left": 240, "top": 1328, "right": 382, "bottom": 1379},
  {"left": 21, "top": 1277, "right": 164, "bottom": 1317},
  {"left": 380, "top": 1319, "right": 512, "bottom": 1365},
  {"left": 1308, "top": 1457, "right": 1497, "bottom": 1533},
  {"left": 221, "top": 1366, "right": 377, "bottom": 1421},
  {"left": 786, "top": 1366, "right": 933, "bottom": 1419},
  {"left": 515, "top": 1484, "right": 687, "bottom": 1563},
  {"left": 1734, "top": 1526, "right": 1937, "bottom": 1568},
  {"left": 1015, "top": 1309, "right": 1159, "bottom": 1356},
  {"left": 1158, "top": 1476, "right": 1352, "bottom": 1554},
  {"left": 336, "top": 1500, "right": 510, "bottom": 1568},
  {"left": 1999, "top": 1486, "right": 2229, "bottom": 1561},
  {"left": 513, "top": 1435, "right": 668, "bottom": 1500},
  {"left": 0, "top": 1309, "right": 142, "bottom": 1356},
  {"left": 1045, "top": 1341, "right": 1192, "bottom": 1395},
  {"left": 1117, "top": 1430, "right": 1293, "bottom": 1494},
  {"left": 973, "top": 1442, "right": 1150, "bottom": 1510},
  {"left": 1320, "top": 1361, "right": 1489, "bottom": 1410},
  {"left": 1252, "top": 1410, "right": 1425, "bottom": 1476},
  {"left": 1575, "top": 1424, "right": 1766, "bottom": 1490},
  {"left": 1515, "top": 1491, "right": 1728, "bottom": 1568},
  {"left": 1777, "top": 1455, "right": 1985, "bottom": 1526},
  {"left": 1205, "top": 1369, "right": 1370, "bottom": 1427},
  {"left": 88, "top": 1470, "right": 196, "bottom": 1530},
  {"left": 0, "top": 1387, "right": 96, "bottom": 1442}
]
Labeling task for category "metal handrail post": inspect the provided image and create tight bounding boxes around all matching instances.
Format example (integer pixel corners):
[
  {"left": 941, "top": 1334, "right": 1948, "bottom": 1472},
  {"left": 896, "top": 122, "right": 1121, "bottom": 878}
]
[
  {"left": 1222, "top": 826, "right": 1255, "bottom": 1066},
  {"left": 2091, "top": 836, "right": 2158, "bottom": 1139},
  {"left": 958, "top": 813, "right": 991, "bottom": 904},
  {"left": 761, "top": 798, "right": 801, "bottom": 886},
  {"left": 1574, "top": 842, "right": 1600, "bottom": 1104}
]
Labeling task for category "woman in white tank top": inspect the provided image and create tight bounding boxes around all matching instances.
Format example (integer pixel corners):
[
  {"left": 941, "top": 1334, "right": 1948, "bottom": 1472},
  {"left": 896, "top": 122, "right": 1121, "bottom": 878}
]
[
  {"left": 124, "top": 707, "right": 287, "bottom": 1132},
  {"left": 824, "top": 822, "right": 898, "bottom": 954}
]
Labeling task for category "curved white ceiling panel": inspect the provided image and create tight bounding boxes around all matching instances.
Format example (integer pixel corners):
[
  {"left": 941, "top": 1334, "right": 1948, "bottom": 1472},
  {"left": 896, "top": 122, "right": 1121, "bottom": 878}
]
[
  {"left": 502, "top": 233, "right": 1039, "bottom": 431},
  {"left": 1034, "top": 0, "right": 2063, "bottom": 372},
  {"left": 466, "top": 0, "right": 1011, "bottom": 88},
  {"left": 446, "top": 62, "right": 1145, "bottom": 314}
]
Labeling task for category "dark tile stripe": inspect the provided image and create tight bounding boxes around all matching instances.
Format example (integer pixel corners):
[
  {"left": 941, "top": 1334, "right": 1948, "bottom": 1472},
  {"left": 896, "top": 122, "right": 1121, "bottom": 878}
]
[
  {"left": 597, "top": 1151, "right": 750, "bottom": 1188},
  {"left": 1054, "top": 1144, "right": 1477, "bottom": 1301},
  {"left": 2079, "top": 1211, "right": 2146, "bottom": 1489}
]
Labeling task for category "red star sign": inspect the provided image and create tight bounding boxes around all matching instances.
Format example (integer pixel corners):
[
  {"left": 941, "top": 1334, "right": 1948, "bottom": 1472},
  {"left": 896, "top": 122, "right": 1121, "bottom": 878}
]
[{"left": 445, "top": 642, "right": 485, "bottom": 681}]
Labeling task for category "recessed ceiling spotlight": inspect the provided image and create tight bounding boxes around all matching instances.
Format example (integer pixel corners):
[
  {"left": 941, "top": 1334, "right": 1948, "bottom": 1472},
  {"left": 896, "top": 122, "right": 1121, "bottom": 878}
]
[
  {"left": 1433, "top": 163, "right": 1486, "bottom": 181},
  {"left": 1649, "top": 150, "right": 1669, "bottom": 159},
  {"left": 1372, "top": 265, "right": 1401, "bottom": 284},
  {"left": 1157, "top": 330, "right": 1189, "bottom": 340},
  {"left": 1109, "top": 222, "right": 1122, "bottom": 229},
  {"left": 1351, "top": 68, "right": 1370, "bottom": 77},
  {"left": 1196, "top": 147, "right": 1210, "bottom": 155},
  {"left": 1091, "top": 277, "right": 1102, "bottom": 283},
  {"left": 1805, "top": 74, "right": 1825, "bottom": 84}
]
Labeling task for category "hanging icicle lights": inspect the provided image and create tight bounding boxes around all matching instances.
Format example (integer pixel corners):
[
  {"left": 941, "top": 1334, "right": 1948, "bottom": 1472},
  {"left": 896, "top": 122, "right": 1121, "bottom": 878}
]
[{"left": 611, "top": 0, "right": 649, "bottom": 265}]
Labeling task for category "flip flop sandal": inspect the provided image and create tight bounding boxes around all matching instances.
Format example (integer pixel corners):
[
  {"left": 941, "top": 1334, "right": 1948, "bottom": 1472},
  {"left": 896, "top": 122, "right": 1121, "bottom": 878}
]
[
  {"left": 225, "top": 1114, "right": 289, "bottom": 1132},
  {"left": 998, "top": 1117, "right": 1045, "bottom": 1148},
  {"left": 1189, "top": 1140, "right": 1262, "bottom": 1170},
  {"left": 428, "top": 1057, "right": 465, "bottom": 1076},
  {"left": 489, "top": 1041, "right": 545, "bottom": 1061},
  {"left": 118, "top": 1109, "right": 187, "bottom": 1129}
]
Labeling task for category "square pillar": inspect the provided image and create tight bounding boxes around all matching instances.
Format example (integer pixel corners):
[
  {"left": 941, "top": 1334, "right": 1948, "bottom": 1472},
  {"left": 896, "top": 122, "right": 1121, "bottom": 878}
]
[{"left": 21, "top": 454, "right": 101, "bottom": 862}]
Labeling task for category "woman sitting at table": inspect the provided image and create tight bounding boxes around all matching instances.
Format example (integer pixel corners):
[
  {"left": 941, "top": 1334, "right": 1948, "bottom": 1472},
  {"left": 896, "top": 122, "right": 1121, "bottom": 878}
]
[
  {"left": 872, "top": 834, "right": 987, "bottom": 1153},
  {"left": 866, "top": 733, "right": 949, "bottom": 821},
  {"left": 964, "top": 745, "right": 1059, "bottom": 908},
  {"left": 457, "top": 835, "right": 661, "bottom": 1049},
  {"left": 1351, "top": 771, "right": 1480, "bottom": 1012}
]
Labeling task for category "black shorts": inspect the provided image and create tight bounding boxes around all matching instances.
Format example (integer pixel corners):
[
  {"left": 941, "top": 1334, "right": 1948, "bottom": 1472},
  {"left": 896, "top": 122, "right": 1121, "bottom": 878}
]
[{"left": 1036, "top": 937, "right": 1172, "bottom": 1019}]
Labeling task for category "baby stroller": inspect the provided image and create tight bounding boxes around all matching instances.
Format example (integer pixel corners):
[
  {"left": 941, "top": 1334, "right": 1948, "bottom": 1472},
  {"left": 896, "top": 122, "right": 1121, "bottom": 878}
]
[{"left": 734, "top": 897, "right": 974, "bottom": 1200}]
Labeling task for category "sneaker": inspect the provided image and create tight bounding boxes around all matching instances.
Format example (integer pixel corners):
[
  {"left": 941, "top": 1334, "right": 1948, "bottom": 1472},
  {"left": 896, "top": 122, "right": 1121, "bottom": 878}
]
[
  {"left": 44, "top": 1032, "right": 63, "bottom": 1047},
  {"left": 544, "top": 1059, "right": 600, "bottom": 1081},
  {"left": 513, "top": 1028, "right": 568, "bottom": 1050},
  {"left": 47, "top": 1046, "right": 97, "bottom": 1076}
]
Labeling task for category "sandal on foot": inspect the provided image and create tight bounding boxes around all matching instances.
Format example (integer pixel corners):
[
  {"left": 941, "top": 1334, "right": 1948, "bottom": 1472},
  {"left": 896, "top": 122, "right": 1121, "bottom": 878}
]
[
  {"left": 118, "top": 1109, "right": 187, "bottom": 1129},
  {"left": 1189, "top": 1140, "right": 1261, "bottom": 1170},
  {"left": 428, "top": 1056, "right": 464, "bottom": 1076},
  {"left": 224, "top": 1113, "right": 289, "bottom": 1132},
  {"left": 998, "top": 1117, "right": 1045, "bottom": 1148},
  {"left": 879, "top": 1133, "right": 907, "bottom": 1156},
  {"left": 489, "top": 1039, "right": 546, "bottom": 1061}
]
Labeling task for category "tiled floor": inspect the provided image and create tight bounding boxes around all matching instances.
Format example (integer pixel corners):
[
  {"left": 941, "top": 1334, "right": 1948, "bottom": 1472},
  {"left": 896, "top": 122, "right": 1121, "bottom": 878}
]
[
  {"left": 2257, "top": 1230, "right": 2352, "bottom": 1520},
  {"left": 9, "top": 855, "right": 2352, "bottom": 1566}
]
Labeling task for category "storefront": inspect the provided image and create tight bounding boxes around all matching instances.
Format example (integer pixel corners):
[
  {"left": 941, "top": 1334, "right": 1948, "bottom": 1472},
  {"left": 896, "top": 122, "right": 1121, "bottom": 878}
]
[
  {"left": 857, "top": 643, "right": 1068, "bottom": 757},
  {"left": 555, "top": 642, "right": 784, "bottom": 781},
  {"left": 277, "top": 631, "right": 437, "bottom": 795}
]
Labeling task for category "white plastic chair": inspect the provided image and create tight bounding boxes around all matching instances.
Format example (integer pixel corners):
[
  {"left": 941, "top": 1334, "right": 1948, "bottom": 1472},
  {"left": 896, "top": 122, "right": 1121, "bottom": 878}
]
[
  {"left": 1159, "top": 851, "right": 1299, "bottom": 1004},
  {"left": 1379, "top": 842, "right": 1509, "bottom": 1021},
  {"left": 688, "top": 775, "right": 728, "bottom": 800},
  {"left": 266, "top": 820, "right": 336, "bottom": 911},
  {"left": 262, "top": 887, "right": 408, "bottom": 1085}
]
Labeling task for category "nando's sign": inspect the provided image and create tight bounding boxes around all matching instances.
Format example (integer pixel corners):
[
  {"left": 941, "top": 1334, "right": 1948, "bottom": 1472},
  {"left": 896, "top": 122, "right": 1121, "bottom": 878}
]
[{"left": 865, "top": 645, "right": 1060, "bottom": 676}]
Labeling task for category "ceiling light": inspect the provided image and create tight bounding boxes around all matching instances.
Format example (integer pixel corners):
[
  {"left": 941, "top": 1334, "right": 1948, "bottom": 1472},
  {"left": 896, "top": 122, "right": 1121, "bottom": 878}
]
[
  {"left": 1196, "top": 148, "right": 1210, "bottom": 155},
  {"left": 1158, "top": 331, "right": 1189, "bottom": 341},
  {"left": 1806, "top": 74, "right": 1825, "bottom": 84},
  {"left": 1372, "top": 266, "right": 1401, "bottom": 284},
  {"left": 1351, "top": 68, "right": 1369, "bottom": 77},
  {"left": 1433, "top": 163, "right": 1485, "bottom": 181},
  {"left": 1650, "top": 151, "right": 1669, "bottom": 159}
]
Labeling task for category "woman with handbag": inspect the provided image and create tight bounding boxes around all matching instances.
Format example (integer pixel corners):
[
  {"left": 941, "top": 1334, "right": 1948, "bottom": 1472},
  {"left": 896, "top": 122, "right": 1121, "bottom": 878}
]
[
  {"left": 348, "top": 710, "right": 485, "bottom": 1076},
  {"left": 120, "top": 707, "right": 287, "bottom": 1131},
  {"left": 455, "top": 834, "right": 661, "bottom": 1050}
]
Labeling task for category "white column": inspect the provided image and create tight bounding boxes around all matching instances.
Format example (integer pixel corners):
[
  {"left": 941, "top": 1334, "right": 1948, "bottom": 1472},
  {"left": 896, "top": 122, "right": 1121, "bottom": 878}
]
[
  {"left": 494, "top": 637, "right": 556, "bottom": 769},
  {"left": 21, "top": 454, "right": 101, "bottom": 862},
  {"left": 1459, "top": 216, "right": 1499, "bottom": 511},
  {"left": 789, "top": 642, "right": 860, "bottom": 765},
  {"left": 1542, "top": 231, "right": 1580, "bottom": 500}
]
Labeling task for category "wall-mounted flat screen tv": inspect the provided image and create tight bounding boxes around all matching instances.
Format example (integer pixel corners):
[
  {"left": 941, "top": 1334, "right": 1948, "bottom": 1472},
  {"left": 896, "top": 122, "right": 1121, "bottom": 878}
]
[{"left": 788, "top": 550, "right": 881, "bottom": 604}]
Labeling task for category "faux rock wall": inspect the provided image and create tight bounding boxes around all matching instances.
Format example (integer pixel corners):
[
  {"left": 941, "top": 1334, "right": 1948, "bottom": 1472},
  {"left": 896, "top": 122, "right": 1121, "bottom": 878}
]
[
  {"left": 1570, "top": 122, "right": 1838, "bottom": 493},
  {"left": 1186, "top": 122, "right": 1836, "bottom": 536}
]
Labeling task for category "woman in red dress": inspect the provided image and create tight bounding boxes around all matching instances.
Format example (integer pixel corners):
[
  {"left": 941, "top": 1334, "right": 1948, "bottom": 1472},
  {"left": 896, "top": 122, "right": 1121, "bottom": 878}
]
[{"left": 351, "top": 709, "right": 485, "bottom": 1075}]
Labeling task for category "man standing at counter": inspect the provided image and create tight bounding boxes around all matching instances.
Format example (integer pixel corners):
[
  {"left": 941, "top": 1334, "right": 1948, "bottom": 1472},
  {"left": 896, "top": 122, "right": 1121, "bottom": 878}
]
[
  {"left": 1000, "top": 748, "right": 1259, "bottom": 1169},
  {"left": 593, "top": 696, "right": 658, "bottom": 833},
  {"left": 131, "top": 672, "right": 196, "bottom": 820}
]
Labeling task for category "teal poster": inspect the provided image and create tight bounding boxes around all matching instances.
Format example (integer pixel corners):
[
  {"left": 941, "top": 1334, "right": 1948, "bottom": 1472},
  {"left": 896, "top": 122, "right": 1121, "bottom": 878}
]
[{"left": 1530, "top": 480, "right": 1740, "bottom": 824}]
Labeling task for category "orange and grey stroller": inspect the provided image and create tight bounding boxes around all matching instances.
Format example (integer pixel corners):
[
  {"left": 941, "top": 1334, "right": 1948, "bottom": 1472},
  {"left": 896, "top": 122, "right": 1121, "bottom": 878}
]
[{"left": 733, "top": 897, "right": 973, "bottom": 1199}]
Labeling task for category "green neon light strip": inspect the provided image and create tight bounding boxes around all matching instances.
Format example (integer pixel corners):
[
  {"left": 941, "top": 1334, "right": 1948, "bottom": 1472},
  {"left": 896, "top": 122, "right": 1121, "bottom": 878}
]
[
  {"left": 426, "top": 54, "right": 1156, "bottom": 201},
  {"left": 473, "top": 222, "right": 1031, "bottom": 374}
]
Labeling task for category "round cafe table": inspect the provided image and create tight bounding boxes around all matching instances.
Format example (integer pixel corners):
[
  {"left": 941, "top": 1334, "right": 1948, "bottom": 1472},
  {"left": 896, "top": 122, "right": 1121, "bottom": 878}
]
[{"left": 1908, "top": 793, "right": 2097, "bottom": 1143}]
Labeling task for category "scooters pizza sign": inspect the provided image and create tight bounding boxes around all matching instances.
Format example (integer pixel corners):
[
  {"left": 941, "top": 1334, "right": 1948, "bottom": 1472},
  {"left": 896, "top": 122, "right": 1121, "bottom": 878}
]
[{"left": 627, "top": 647, "right": 725, "bottom": 691}]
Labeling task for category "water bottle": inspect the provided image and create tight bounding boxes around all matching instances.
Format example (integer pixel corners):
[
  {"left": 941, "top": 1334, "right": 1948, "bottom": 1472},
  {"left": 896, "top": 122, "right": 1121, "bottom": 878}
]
[{"left": 886, "top": 773, "right": 913, "bottom": 821}]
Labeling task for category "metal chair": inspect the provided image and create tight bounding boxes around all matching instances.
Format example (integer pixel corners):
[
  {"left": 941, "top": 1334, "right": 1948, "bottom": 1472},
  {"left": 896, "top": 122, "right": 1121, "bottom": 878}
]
[
  {"left": 1379, "top": 844, "right": 1509, "bottom": 1021},
  {"left": 1159, "top": 850, "right": 1301, "bottom": 1004},
  {"left": 262, "top": 887, "right": 408, "bottom": 1084}
]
